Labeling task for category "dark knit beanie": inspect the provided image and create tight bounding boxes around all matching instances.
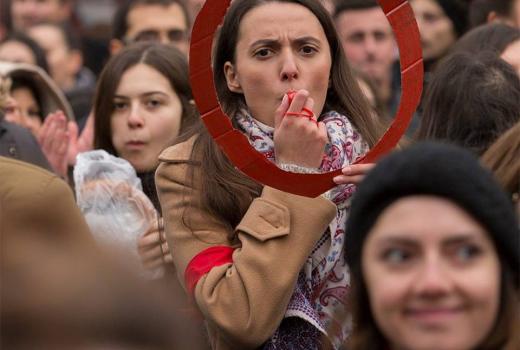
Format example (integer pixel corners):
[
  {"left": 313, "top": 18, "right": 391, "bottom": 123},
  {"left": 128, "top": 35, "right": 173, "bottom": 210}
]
[
  {"left": 433, "top": 0, "right": 468, "bottom": 37},
  {"left": 345, "top": 142, "right": 519, "bottom": 285}
]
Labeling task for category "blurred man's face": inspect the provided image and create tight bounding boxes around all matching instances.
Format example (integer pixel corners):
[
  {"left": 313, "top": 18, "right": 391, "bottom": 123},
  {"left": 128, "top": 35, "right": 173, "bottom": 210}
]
[
  {"left": 335, "top": 7, "right": 396, "bottom": 84},
  {"left": 411, "top": 0, "right": 456, "bottom": 61},
  {"left": 125, "top": 3, "right": 189, "bottom": 54},
  {"left": 11, "top": 0, "right": 71, "bottom": 30},
  {"left": 28, "top": 24, "right": 81, "bottom": 91}
]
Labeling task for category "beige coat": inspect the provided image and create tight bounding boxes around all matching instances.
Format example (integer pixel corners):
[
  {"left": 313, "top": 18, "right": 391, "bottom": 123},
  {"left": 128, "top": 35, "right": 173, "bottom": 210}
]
[
  {"left": 155, "top": 136, "right": 336, "bottom": 350},
  {"left": 0, "top": 156, "right": 94, "bottom": 248}
]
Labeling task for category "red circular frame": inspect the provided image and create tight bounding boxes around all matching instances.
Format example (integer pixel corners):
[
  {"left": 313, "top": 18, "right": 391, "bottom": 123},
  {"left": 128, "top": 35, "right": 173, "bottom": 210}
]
[{"left": 189, "top": 0, "right": 423, "bottom": 197}]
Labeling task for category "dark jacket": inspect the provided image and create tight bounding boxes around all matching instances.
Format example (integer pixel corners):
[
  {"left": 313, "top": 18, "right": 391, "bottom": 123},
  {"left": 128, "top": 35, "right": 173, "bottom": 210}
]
[{"left": 0, "top": 115, "right": 51, "bottom": 171}]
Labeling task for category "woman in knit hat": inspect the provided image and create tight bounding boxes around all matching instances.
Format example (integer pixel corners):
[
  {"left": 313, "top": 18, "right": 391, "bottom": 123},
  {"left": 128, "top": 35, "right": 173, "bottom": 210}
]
[{"left": 344, "top": 142, "right": 519, "bottom": 350}]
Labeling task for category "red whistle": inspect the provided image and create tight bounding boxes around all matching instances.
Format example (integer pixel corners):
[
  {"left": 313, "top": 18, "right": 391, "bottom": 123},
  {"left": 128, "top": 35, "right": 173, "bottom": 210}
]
[{"left": 286, "top": 90, "right": 296, "bottom": 104}]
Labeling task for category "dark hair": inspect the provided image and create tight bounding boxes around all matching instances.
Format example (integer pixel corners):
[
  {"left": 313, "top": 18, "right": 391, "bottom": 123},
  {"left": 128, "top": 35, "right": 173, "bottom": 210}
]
[
  {"left": 112, "top": 0, "right": 191, "bottom": 40},
  {"left": 452, "top": 23, "right": 520, "bottom": 56},
  {"left": 0, "top": 32, "right": 50, "bottom": 73},
  {"left": 1, "top": 0, "right": 12, "bottom": 32},
  {"left": 469, "top": 0, "right": 516, "bottom": 28},
  {"left": 178, "top": 0, "right": 384, "bottom": 229},
  {"left": 416, "top": 51, "right": 520, "bottom": 156},
  {"left": 10, "top": 77, "right": 44, "bottom": 121},
  {"left": 93, "top": 42, "right": 198, "bottom": 156},
  {"left": 332, "top": 0, "right": 378, "bottom": 19}
]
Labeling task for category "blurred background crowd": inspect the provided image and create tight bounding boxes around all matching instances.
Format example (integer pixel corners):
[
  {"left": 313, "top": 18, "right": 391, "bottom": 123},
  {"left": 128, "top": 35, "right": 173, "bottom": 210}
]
[{"left": 0, "top": 0, "right": 518, "bottom": 349}]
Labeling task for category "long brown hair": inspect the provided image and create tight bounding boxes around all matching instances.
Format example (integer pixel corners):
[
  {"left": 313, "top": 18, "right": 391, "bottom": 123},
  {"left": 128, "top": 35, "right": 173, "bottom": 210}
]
[{"left": 179, "top": 0, "right": 385, "bottom": 229}]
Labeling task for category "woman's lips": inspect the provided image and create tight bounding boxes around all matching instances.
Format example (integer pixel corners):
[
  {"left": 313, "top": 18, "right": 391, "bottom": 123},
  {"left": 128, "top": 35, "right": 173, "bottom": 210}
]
[
  {"left": 404, "top": 306, "right": 465, "bottom": 324},
  {"left": 126, "top": 141, "right": 146, "bottom": 150}
]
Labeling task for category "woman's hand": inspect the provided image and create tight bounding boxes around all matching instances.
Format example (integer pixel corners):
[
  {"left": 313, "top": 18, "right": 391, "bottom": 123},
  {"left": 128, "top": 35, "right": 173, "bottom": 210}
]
[
  {"left": 333, "top": 163, "right": 376, "bottom": 185},
  {"left": 273, "top": 89, "right": 328, "bottom": 168},
  {"left": 67, "top": 111, "right": 94, "bottom": 166},
  {"left": 38, "top": 111, "right": 70, "bottom": 179},
  {"left": 137, "top": 218, "right": 173, "bottom": 271}
]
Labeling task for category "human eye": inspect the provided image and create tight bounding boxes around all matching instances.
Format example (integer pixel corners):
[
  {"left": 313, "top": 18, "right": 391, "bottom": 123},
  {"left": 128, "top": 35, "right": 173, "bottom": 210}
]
[
  {"left": 28, "top": 108, "right": 41, "bottom": 119},
  {"left": 253, "top": 48, "right": 274, "bottom": 59},
  {"left": 382, "top": 247, "right": 413, "bottom": 265},
  {"left": 300, "top": 45, "right": 318, "bottom": 56},
  {"left": 374, "top": 31, "right": 389, "bottom": 42},
  {"left": 348, "top": 32, "right": 364, "bottom": 43},
  {"left": 423, "top": 12, "right": 440, "bottom": 23},
  {"left": 168, "top": 29, "right": 186, "bottom": 42},
  {"left": 4, "top": 105, "right": 18, "bottom": 115},
  {"left": 145, "top": 97, "right": 163, "bottom": 109},
  {"left": 453, "top": 244, "right": 482, "bottom": 263},
  {"left": 133, "top": 30, "right": 160, "bottom": 43},
  {"left": 113, "top": 100, "right": 128, "bottom": 111}
]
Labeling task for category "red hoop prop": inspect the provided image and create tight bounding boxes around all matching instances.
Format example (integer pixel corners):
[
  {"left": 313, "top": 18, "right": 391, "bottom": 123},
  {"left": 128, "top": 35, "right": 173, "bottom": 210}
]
[{"left": 189, "top": 0, "right": 423, "bottom": 197}]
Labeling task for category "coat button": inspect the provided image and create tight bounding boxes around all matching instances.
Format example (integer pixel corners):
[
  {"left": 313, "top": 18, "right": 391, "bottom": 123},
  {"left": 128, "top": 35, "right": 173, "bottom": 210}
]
[{"left": 8, "top": 145, "right": 17, "bottom": 157}]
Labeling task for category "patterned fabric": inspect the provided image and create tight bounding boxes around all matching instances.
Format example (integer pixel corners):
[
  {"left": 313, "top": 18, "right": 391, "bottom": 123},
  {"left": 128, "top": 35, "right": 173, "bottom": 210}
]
[{"left": 235, "top": 110, "right": 369, "bottom": 349}]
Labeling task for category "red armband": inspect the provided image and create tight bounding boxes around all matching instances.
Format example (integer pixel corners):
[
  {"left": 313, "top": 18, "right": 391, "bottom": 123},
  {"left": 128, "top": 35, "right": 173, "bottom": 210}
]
[{"left": 184, "top": 246, "right": 235, "bottom": 295}]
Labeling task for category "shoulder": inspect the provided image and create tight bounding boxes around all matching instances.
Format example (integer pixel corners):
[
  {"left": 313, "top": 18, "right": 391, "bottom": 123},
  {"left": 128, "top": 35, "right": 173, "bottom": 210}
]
[
  {"left": 156, "top": 135, "right": 201, "bottom": 191},
  {"left": 0, "top": 156, "right": 70, "bottom": 203},
  {"left": 158, "top": 135, "right": 198, "bottom": 163}
]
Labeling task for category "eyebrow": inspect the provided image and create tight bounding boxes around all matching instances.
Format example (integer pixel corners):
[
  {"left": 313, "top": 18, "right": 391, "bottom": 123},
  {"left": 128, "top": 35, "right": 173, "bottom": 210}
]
[
  {"left": 377, "top": 232, "right": 483, "bottom": 247},
  {"left": 114, "top": 91, "right": 168, "bottom": 99},
  {"left": 442, "top": 234, "right": 482, "bottom": 246},
  {"left": 250, "top": 36, "right": 321, "bottom": 48},
  {"left": 377, "top": 237, "right": 419, "bottom": 248}
]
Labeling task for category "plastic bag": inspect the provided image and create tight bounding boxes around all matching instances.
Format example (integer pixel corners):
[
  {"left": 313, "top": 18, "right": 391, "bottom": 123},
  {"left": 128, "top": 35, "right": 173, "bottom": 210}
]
[{"left": 74, "top": 150, "right": 163, "bottom": 278}]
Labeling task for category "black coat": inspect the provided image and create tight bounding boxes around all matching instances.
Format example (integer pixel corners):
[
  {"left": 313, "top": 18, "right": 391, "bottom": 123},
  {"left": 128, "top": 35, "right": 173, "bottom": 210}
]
[{"left": 0, "top": 116, "right": 51, "bottom": 171}]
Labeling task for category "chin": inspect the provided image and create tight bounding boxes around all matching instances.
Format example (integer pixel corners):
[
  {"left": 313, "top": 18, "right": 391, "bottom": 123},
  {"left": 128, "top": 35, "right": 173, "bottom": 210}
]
[{"left": 394, "top": 333, "right": 479, "bottom": 350}]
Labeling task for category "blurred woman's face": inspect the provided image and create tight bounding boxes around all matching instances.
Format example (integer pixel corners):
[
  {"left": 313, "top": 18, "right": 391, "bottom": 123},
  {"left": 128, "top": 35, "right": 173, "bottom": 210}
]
[
  {"left": 411, "top": 0, "right": 457, "bottom": 61},
  {"left": 0, "top": 40, "right": 37, "bottom": 65},
  {"left": 5, "top": 87, "right": 43, "bottom": 135},
  {"left": 362, "top": 196, "right": 500, "bottom": 350},
  {"left": 501, "top": 39, "right": 520, "bottom": 77},
  {"left": 223, "top": 2, "right": 331, "bottom": 126},
  {"left": 110, "top": 63, "right": 182, "bottom": 172}
]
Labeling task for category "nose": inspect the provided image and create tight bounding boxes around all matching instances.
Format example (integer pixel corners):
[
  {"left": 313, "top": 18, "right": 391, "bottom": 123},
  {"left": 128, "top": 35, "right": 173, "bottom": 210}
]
[
  {"left": 412, "top": 256, "right": 453, "bottom": 298},
  {"left": 280, "top": 50, "right": 299, "bottom": 81},
  {"left": 127, "top": 103, "right": 145, "bottom": 128},
  {"left": 364, "top": 35, "right": 378, "bottom": 55},
  {"left": 159, "top": 32, "right": 170, "bottom": 45}
]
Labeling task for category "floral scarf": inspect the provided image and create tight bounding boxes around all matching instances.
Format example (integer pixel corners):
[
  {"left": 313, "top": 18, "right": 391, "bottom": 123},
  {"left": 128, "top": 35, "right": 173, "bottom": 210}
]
[{"left": 235, "top": 110, "right": 369, "bottom": 349}]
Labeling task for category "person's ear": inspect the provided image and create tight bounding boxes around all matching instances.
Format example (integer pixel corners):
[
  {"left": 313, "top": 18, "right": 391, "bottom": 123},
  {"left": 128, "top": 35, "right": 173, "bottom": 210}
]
[
  {"left": 224, "top": 61, "right": 242, "bottom": 93},
  {"left": 109, "top": 39, "right": 124, "bottom": 56}
]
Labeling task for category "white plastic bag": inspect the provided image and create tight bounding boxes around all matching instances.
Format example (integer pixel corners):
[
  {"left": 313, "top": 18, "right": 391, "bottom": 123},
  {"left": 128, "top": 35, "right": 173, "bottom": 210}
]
[{"left": 74, "top": 150, "right": 163, "bottom": 278}]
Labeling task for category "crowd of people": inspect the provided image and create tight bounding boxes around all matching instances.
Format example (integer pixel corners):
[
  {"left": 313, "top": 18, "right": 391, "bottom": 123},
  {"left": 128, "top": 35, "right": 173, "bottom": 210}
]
[{"left": 0, "top": 0, "right": 519, "bottom": 349}]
